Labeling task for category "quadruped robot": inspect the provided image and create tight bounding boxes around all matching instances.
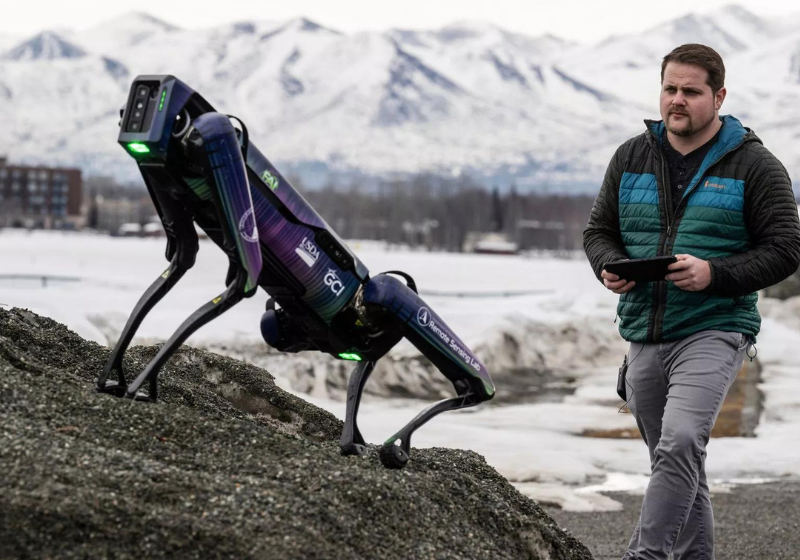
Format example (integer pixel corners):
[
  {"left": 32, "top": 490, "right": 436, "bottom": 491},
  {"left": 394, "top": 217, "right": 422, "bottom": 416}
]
[{"left": 96, "top": 75, "right": 496, "bottom": 468}]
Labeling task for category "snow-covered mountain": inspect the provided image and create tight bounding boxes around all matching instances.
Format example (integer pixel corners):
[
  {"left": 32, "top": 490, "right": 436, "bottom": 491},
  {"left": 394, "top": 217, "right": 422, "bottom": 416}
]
[
  {"left": 77, "top": 12, "right": 181, "bottom": 53},
  {"left": 556, "top": 4, "right": 778, "bottom": 107},
  {"left": 0, "top": 33, "right": 20, "bottom": 52},
  {"left": 2, "top": 31, "right": 88, "bottom": 61},
  {"left": 1, "top": 5, "right": 800, "bottom": 191}
]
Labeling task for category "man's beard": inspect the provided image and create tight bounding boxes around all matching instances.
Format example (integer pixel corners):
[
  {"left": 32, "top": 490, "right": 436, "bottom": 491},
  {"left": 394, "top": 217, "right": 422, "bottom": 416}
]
[{"left": 667, "top": 111, "right": 714, "bottom": 137}]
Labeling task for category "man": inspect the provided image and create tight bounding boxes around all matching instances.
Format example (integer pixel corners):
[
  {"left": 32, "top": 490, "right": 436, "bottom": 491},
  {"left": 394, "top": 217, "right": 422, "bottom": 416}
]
[{"left": 583, "top": 43, "right": 800, "bottom": 559}]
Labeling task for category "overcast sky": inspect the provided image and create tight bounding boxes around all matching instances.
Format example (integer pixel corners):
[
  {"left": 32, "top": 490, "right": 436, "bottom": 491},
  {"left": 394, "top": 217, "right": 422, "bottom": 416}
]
[{"left": 1, "top": 0, "right": 799, "bottom": 43}]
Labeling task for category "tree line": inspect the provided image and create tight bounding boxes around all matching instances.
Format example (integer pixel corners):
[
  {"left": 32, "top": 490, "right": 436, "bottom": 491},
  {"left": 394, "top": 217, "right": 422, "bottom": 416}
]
[
  {"left": 82, "top": 173, "right": 597, "bottom": 252},
  {"left": 301, "top": 174, "right": 595, "bottom": 252}
]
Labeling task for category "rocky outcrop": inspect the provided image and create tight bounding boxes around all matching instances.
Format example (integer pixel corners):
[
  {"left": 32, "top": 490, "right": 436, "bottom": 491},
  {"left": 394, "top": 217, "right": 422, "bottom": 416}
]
[
  {"left": 204, "top": 316, "right": 626, "bottom": 404},
  {"left": 0, "top": 307, "right": 593, "bottom": 560}
]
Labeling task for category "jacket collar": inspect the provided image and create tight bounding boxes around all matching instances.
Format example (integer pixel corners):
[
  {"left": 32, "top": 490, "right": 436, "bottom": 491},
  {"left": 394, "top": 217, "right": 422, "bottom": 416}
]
[
  {"left": 644, "top": 115, "right": 755, "bottom": 196},
  {"left": 644, "top": 115, "right": 751, "bottom": 154}
]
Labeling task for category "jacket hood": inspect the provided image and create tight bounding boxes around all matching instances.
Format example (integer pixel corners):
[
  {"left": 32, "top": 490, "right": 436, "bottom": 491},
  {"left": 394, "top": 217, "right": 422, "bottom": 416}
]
[{"left": 644, "top": 115, "right": 760, "bottom": 153}]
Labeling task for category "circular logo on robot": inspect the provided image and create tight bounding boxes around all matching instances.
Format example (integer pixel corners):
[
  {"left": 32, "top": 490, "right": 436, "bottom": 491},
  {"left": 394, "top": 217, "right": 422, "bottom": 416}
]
[
  {"left": 238, "top": 207, "right": 258, "bottom": 243},
  {"left": 417, "top": 307, "right": 431, "bottom": 327}
]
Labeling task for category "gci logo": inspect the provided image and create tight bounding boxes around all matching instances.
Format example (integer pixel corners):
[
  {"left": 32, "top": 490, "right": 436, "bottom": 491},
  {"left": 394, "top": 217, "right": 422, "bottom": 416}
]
[{"left": 324, "top": 269, "right": 345, "bottom": 297}]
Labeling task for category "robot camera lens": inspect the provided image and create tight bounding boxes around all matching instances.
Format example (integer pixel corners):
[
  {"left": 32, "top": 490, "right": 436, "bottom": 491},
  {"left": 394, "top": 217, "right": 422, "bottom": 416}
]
[
  {"left": 136, "top": 87, "right": 149, "bottom": 98},
  {"left": 134, "top": 110, "right": 142, "bottom": 118},
  {"left": 136, "top": 101, "right": 144, "bottom": 109}
]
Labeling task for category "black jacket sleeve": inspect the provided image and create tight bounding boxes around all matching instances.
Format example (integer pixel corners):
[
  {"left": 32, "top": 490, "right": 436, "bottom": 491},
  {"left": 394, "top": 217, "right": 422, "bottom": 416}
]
[
  {"left": 583, "top": 143, "right": 630, "bottom": 283},
  {"left": 706, "top": 145, "right": 800, "bottom": 297}
]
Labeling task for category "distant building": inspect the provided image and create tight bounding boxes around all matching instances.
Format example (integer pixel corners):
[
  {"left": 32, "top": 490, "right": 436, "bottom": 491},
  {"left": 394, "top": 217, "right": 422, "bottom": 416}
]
[
  {"left": 516, "top": 219, "right": 582, "bottom": 253},
  {"left": 462, "top": 232, "right": 518, "bottom": 255},
  {"left": 0, "top": 156, "right": 83, "bottom": 228},
  {"left": 117, "top": 222, "right": 143, "bottom": 237},
  {"left": 95, "top": 197, "right": 151, "bottom": 234}
]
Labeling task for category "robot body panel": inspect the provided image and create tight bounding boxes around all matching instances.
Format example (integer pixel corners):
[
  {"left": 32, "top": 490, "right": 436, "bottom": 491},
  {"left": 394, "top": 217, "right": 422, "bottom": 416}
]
[
  {"left": 191, "top": 113, "right": 262, "bottom": 294},
  {"left": 249, "top": 187, "right": 361, "bottom": 324},
  {"left": 362, "top": 274, "right": 494, "bottom": 399},
  {"left": 245, "top": 145, "right": 369, "bottom": 281}
]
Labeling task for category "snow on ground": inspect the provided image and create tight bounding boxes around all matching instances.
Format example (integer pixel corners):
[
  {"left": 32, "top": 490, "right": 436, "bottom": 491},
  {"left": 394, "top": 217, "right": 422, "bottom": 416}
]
[{"left": 2, "top": 230, "right": 800, "bottom": 511}]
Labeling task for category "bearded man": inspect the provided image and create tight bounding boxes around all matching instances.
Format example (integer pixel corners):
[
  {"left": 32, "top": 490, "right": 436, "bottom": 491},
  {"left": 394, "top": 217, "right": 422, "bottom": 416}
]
[{"left": 584, "top": 43, "right": 800, "bottom": 560}]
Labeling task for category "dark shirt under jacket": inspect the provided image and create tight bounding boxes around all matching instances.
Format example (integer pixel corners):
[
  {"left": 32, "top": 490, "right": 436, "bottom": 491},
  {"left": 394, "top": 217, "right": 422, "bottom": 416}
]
[{"left": 662, "top": 128, "right": 721, "bottom": 214}]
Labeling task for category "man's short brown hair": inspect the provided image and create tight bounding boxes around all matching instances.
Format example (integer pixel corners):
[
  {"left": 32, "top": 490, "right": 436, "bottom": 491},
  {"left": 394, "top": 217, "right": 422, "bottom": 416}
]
[{"left": 661, "top": 44, "right": 725, "bottom": 93}]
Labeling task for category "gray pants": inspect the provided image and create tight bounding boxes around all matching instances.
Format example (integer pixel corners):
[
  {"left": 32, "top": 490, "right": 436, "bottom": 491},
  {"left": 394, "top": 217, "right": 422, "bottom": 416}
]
[{"left": 622, "top": 330, "right": 749, "bottom": 560}]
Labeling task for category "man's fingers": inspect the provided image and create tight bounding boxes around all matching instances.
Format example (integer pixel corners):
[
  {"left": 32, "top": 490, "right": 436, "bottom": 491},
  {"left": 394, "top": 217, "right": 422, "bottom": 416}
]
[
  {"left": 666, "top": 271, "right": 689, "bottom": 281},
  {"left": 614, "top": 281, "right": 636, "bottom": 294},
  {"left": 668, "top": 254, "right": 694, "bottom": 270},
  {"left": 601, "top": 270, "right": 619, "bottom": 281},
  {"left": 668, "top": 259, "right": 691, "bottom": 271},
  {"left": 603, "top": 268, "right": 636, "bottom": 293},
  {"left": 673, "top": 278, "right": 700, "bottom": 289},
  {"left": 604, "top": 279, "right": 627, "bottom": 289}
]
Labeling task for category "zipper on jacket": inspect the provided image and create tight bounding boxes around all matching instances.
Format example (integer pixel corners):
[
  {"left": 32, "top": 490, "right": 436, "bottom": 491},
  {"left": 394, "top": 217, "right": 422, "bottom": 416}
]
[
  {"left": 652, "top": 150, "right": 670, "bottom": 341},
  {"left": 668, "top": 141, "right": 744, "bottom": 229},
  {"left": 653, "top": 137, "right": 747, "bottom": 341}
]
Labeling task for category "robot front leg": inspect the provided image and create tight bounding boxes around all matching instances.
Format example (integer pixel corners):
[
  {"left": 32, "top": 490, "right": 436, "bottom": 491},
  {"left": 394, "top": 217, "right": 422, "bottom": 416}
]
[
  {"left": 339, "top": 359, "right": 376, "bottom": 456},
  {"left": 95, "top": 257, "right": 190, "bottom": 396},
  {"left": 340, "top": 273, "right": 495, "bottom": 469},
  {"left": 114, "top": 112, "right": 261, "bottom": 402},
  {"left": 96, "top": 187, "right": 198, "bottom": 397},
  {"left": 125, "top": 260, "right": 250, "bottom": 401},
  {"left": 379, "top": 389, "right": 485, "bottom": 469}
]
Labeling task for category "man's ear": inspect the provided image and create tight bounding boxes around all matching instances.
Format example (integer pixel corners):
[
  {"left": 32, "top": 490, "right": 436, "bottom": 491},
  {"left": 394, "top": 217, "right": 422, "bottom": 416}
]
[{"left": 715, "top": 87, "right": 727, "bottom": 110}]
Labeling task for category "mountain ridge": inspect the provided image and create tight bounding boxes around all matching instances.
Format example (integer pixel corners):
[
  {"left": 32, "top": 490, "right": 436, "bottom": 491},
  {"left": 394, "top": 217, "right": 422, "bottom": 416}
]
[{"left": 1, "top": 5, "right": 799, "bottom": 192}]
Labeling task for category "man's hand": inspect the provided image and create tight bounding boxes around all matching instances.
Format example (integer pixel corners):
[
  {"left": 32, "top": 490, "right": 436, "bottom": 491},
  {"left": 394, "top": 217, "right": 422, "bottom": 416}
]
[
  {"left": 601, "top": 269, "right": 636, "bottom": 294},
  {"left": 666, "top": 254, "right": 711, "bottom": 291}
]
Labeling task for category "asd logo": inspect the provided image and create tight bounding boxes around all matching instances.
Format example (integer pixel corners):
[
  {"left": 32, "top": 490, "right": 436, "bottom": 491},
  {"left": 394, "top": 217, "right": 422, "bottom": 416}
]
[
  {"left": 324, "top": 268, "right": 346, "bottom": 297},
  {"left": 295, "top": 237, "right": 319, "bottom": 267},
  {"left": 237, "top": 208, "right": 258, "bottom": 243},
  {"left": 417, "top": 307, "right": 431, "bottom": 327}
]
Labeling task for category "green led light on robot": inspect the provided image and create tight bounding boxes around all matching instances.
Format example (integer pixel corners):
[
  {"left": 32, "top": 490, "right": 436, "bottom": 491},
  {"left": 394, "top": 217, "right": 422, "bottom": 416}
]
[
  {"left": 338, "top": 352, "right": 362, "bottom": 361},
  {"left": 127, "top": 143, "right": 150, "bottom": 154},
  {"left": 158, "top": 90, "right": 167, "bottom": 112}
]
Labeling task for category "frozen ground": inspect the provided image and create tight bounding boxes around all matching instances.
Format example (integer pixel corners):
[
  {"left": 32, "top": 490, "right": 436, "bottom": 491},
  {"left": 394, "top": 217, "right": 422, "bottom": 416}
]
[{"left": 2, "top": 229, "right": 799, "bottom": 511}]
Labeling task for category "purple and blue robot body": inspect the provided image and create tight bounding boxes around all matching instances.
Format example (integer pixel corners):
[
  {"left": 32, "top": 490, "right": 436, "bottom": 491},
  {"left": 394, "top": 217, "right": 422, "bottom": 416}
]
[{"left": 98, "top": 75, "right": 495, "bottom": 469}]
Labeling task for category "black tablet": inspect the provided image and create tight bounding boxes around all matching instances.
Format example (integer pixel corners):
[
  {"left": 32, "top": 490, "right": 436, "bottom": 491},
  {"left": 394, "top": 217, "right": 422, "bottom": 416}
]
[{"left": 603, "top": 256, "right": 678, "bottom": 283}]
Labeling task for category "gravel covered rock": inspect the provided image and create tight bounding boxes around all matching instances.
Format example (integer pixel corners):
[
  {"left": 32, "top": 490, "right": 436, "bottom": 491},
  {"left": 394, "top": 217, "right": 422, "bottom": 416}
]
[{"left": 0, "top": 307, "right": 592, "bottom": 560}]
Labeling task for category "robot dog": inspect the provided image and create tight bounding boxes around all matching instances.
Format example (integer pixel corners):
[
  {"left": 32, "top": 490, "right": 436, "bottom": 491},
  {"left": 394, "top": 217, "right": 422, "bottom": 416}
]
[{"left": 95, "top": 76, "right": 495, "bottom": 468}]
